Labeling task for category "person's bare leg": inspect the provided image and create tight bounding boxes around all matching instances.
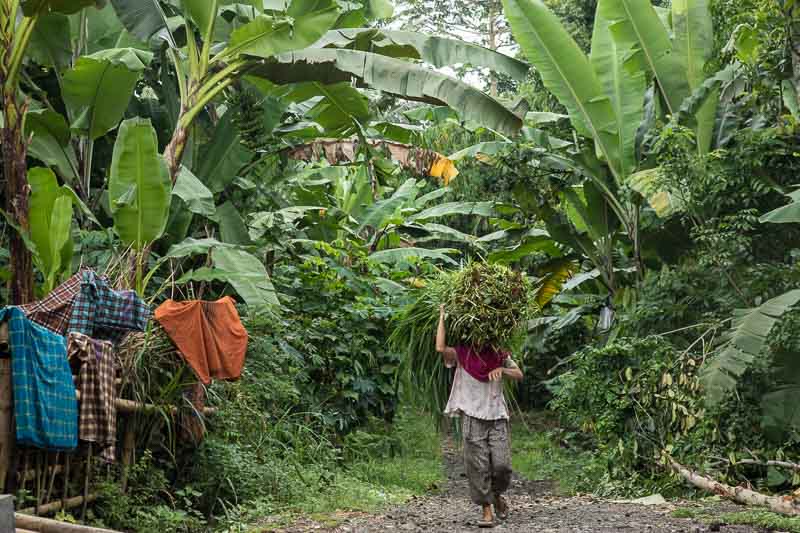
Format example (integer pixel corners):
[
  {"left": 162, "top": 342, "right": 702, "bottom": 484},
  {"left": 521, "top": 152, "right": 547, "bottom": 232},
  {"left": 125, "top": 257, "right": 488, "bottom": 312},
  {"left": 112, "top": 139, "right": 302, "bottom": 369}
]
[
  {"left": 482, "top": 504, "right": 494, "bottom": 522},
  {"left": 494, "top": 494, "right": 509, "bottom": 520}
]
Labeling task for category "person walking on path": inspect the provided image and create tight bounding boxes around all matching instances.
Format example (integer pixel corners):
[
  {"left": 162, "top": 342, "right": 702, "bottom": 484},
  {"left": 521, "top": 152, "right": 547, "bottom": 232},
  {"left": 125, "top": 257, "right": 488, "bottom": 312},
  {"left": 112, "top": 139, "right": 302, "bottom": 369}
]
[{"left": 436, "top": 304, "right": 524, "bottom": 528}]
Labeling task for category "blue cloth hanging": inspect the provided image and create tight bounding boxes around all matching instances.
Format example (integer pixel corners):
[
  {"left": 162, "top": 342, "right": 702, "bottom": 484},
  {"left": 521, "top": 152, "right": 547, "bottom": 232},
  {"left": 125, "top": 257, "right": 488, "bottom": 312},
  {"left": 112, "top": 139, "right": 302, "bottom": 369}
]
[{"left": 1, "top": 307, "right": 77, "bottom": 450}]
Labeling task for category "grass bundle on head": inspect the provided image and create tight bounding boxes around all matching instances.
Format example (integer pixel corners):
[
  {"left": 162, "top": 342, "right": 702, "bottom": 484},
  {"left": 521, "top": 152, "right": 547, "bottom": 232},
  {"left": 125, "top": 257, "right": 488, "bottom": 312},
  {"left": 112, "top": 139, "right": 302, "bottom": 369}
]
[
  {"left": 390, "top": 262, "right": 536, "bottom": 423},
  {"left": 444, "top": 262, "right": 534, "bottom": 351}
]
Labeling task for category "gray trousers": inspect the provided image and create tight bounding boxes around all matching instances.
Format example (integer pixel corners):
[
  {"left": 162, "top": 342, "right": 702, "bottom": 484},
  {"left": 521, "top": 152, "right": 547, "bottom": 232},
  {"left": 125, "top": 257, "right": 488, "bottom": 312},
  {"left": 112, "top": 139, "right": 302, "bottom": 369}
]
[{"left": 462, "top": 415, "right": 512, "bottom": 505}]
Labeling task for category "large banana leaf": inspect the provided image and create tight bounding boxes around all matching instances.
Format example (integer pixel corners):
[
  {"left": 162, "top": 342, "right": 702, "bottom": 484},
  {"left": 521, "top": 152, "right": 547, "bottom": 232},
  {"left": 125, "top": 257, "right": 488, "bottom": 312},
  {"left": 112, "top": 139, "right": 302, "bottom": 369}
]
[
  {"left": 62, "top": 48, "right": 153, "bottom": 140},
  {"left": 598, "top": 0, "right": 691, "bottom": 116},
  {"left": 535, "top": 259, "right": 579, "bottom": 308},
  {"left": 501, "top": 0, "right": 621, "bottom": 179},
  {"left": 760, "top": 189, "right": 800, "bottom": 224},
  {"left": 172, "top": 166, "right": 215, "bottom": 216},
  {"left": 211, "top": 247, "right": 279, "bottom": 306},
  {"left": 184, "top": 0, "right": 218, "bottom": 41},
  {"left": 449, "top": 141, "right": 511, "bottom": 162},
  {"left": 21, "top": 0, "right": 95, "bottom": 15},
  {"left": 252, "top": 49, "right": 523, "bottom": 136},
  {"left": 280, "top": 82, "right": 370, "bottom": 133},
  {"left": 369, "top": 247, "right": 459, "bottom": 266},
  {"left": 628, "top": 167, "right": 684, "bottom": 217},
  {"left": 672, "top": 0, "right": 716, "bottom": 153},
  {"left": 215, "top": 201, "right": 253, "bottom": 245},
  {"left": 358, "top": 178, "right": 418, "bottom": 232},
  {"left": 313, "top": 28, "right": 530, "bottom": 81},
  {"left": 218, "top": 0, "right": 340, "bottom": 60},
  {"left": 591, "top": 0, "right": 646, "bottom": 177},
  {"left": 109, "top": 0, "right": 173, "bottom": 43},
  {"left": 25, "top": 109, "right": 79, "bottom": 182},
  {"left": 28, "top": 167, "right": 74, "bottom": 293},
  {"left": 408, "top": 201, "right": 494, "bottom": 222},
  {"left": 700, "top": 290, "right": 800, "bottom": 406},
  {"left": 109, "top": 118, "right": 172, "bottom": 249},
  {"left": 195, "top": 112, "right": 254, "bottom": 193},
  {"left": 27, "top": 12, "right": 72, "bottom": 70}
]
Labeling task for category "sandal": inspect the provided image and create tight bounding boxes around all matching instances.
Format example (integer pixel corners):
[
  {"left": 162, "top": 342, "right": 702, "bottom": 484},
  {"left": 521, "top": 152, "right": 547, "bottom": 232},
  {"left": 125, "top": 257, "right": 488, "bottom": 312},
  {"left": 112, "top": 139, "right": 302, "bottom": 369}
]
[{"left": 494, "top": 495, "right": 509, "bottom": 520}]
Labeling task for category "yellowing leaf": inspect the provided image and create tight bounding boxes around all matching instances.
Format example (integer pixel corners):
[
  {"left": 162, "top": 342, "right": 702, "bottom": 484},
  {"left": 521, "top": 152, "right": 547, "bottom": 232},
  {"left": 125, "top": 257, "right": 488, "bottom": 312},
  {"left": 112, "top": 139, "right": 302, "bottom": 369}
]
[{"left": 429, "top": 156, "right": 459, "bottom": 185}]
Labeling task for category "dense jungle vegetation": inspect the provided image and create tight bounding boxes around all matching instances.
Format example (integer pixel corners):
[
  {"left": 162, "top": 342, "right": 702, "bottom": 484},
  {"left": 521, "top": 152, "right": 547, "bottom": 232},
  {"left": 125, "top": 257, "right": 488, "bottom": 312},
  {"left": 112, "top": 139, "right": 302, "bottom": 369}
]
[{"left": 4, "top": 0, "right": 800, "bottom": 530}]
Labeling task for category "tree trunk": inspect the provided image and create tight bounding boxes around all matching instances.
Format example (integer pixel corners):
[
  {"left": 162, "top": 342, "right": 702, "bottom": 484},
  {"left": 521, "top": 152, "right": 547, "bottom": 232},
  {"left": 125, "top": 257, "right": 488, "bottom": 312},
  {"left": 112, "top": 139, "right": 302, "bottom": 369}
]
[
  {"left": 2, "top": 92, "right": 34, "bottom": 305},
  {"left": 164, "top": 102, "right": 189, "bottom": 183},
  {"left": 487, "top": 11, "right": 498, "bottom": 98}
]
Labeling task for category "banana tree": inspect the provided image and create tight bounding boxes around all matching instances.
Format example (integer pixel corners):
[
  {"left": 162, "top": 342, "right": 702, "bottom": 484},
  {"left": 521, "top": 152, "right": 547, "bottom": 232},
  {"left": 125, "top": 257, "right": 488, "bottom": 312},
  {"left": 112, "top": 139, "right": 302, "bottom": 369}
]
[
  {"left": 0, "top": 0, "right": 96, "bottom": 303},
  {"left": 108, "top": 0, "right": 527, "bottom": 182},
  {"left": 500, "top": 0, "right": 718, "bottom": 280}
]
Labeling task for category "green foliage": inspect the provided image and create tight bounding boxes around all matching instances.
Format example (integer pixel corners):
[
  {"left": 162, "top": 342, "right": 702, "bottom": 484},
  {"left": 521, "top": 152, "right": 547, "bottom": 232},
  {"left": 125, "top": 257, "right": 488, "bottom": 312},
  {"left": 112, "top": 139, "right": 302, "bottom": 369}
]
[
  {"left": 93, "top": 451, "right": 206, "bottom": 532},
  {"left": 671, "top": 508, "right": 800, "bottom": 532},
  {"left": 27, "top": 167, "right": 74, "bottom": 294},
  {"left": 551, "top": 337, "right": 703, "bottom": 482}
]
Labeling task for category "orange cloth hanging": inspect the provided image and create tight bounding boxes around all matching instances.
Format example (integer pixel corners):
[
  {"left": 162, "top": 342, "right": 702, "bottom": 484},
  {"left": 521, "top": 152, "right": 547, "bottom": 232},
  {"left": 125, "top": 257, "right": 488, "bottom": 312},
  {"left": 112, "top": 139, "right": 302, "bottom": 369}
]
[{"left": 154, "top": 297, "right": 248, "bottom": 385}]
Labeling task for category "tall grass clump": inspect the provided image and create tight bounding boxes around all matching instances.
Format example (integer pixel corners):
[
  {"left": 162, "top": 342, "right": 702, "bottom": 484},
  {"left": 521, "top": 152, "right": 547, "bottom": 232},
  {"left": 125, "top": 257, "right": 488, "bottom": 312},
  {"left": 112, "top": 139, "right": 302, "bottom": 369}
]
[{"left": 390, "top": 262, "right": 536, "bottom": 419}]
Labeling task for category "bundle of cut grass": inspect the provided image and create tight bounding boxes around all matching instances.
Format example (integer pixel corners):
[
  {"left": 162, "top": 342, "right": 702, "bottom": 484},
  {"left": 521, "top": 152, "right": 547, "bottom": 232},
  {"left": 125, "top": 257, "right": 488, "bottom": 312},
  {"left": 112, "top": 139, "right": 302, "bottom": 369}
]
[
  {"left": 390, "top": 262, "right": 535, "bottom": 419},
  {"left": 444, "top": 262, "right": 533, "bottom": 350}
]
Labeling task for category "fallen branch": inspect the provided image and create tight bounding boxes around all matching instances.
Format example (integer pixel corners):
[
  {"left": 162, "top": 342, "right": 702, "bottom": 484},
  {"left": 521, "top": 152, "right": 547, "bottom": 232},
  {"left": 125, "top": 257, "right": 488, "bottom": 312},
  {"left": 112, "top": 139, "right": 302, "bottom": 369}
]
[
  {"left": 669, "top": 458, "right": 800, "bottom": 516},
  {"left": 734, "top": 459, "right": 800, "bottom": 472}
]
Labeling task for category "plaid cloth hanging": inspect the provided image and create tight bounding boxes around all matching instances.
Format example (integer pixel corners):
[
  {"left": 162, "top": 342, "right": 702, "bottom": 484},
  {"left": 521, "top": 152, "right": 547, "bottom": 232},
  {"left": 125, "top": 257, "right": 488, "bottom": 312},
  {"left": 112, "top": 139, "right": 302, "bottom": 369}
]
[
  {"left": 69, "top": 333, "right": 117, "bottom": 462},
  {"left": 1, "top": 307, "right": 78, "bottom": 450},
  {"left": 22, "top": 269, "right": 150, "bottom": 344}
]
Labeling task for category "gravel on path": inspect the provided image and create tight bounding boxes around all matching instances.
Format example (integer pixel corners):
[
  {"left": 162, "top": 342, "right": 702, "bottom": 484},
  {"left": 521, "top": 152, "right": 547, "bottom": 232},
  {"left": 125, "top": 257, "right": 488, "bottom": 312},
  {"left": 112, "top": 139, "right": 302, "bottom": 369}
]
[{"left": 272, "top": 443, "right": 766, "bottom": 533}]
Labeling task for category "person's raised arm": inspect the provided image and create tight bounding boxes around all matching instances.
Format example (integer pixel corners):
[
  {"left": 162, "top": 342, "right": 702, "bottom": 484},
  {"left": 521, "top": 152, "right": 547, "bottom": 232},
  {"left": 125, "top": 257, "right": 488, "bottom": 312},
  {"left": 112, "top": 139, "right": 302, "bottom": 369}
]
[{"left": 436, "top": 305, "right": 457, "bottom": 364}]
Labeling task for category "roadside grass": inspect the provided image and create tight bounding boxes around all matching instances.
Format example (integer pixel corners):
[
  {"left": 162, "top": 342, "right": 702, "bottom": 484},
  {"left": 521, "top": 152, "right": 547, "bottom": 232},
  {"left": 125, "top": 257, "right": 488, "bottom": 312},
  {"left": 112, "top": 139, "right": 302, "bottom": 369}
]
[
  {"left": 671, "top": 507, "right": 800, "bottom": 532},
  {"left": 511, "top": 414, "right": 605, "bottom": 495},
  {"left": 220, "top": 408, "right": 444, "bottom": 532}
]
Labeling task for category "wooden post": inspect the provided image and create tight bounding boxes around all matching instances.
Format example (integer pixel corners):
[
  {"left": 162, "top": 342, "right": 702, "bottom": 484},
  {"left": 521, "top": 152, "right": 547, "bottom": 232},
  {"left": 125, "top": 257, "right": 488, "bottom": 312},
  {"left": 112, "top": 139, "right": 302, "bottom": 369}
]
[
  {"left": 120, "top": 421, "right": 135, "bottom": 493},
  {"left": 60, "top": 456, "right": 69, "bottom": 513},
  {"left": 80, "top": 446, "right": 90, "bottom": 522},
  {"left": 0, "top": 494, "right": 14, "bottom": 532},
  {"left": 0, "top": 356, "right": 13, "bottom": 492}
]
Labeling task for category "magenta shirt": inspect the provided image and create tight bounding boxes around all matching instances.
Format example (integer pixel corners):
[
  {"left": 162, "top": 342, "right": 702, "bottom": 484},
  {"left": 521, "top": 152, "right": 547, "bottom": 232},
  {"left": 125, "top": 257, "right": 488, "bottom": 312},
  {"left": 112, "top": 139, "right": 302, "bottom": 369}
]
[{"left": 455, "top": 345, "right": 508, "bottom": 382}]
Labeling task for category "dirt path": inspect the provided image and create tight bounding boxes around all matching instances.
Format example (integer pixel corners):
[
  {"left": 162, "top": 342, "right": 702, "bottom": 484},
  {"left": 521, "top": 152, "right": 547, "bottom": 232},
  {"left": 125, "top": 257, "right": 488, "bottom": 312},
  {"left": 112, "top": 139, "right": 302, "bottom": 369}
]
[{"left": 324, "top": 445, "right": 762, "bottom": 533}]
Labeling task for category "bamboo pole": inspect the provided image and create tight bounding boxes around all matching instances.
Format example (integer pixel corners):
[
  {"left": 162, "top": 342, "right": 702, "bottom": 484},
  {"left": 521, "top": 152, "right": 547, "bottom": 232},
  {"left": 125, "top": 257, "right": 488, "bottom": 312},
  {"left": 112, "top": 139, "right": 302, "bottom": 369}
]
[
  {"left": 73, "top": 392, "right": 216, "bottom": 415},
  {"left": 81, "top": 445, "right": 90, "bottom": 522},
  {"left": 120, "top": 420, "right": 135, "bottom": 492},
  {"left": 18, "top": 493, "right": 97, "bottom": 516},
  {"left": 61, "top": 454, "right": 70, "bottom": 513},
  {"left": 15, "top": 508, "right": 120, "bottom": 532},
  {"left": 45, "top": 452, "right": 58, "bottom": 503}
]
